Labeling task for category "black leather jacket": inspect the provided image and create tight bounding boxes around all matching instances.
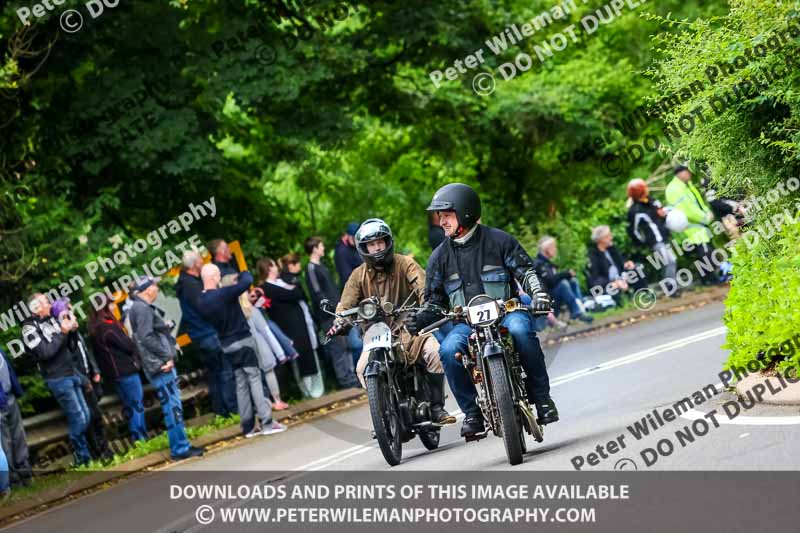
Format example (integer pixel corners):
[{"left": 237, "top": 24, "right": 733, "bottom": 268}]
[
  {"left": 21, "top": 315, "right": 79, "bottom": 380},
  {"left": 425, "top": 224, "right": 543, "bottom": 310}
]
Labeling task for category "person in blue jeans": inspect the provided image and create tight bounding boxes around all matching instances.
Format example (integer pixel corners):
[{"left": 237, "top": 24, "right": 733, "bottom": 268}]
[
  {"left": 407, "top": 184, "right": 557, "bottom": 438},
  {"left": 148, "top": 368, "right": 192, "bottom": 450},
  {"left": 89, "top": 299, "right": 149, "bottom": 442},
  {"left": 48, "top": 376, "right": 92, "bottom": 463},
  {"left": 128, "top": 277, "right": 204, "bottom": 460},
  {"left": 21, "top": 293, "right": 92, "bottom": 465},
  {"left": 347, "top": 328, "right": 363, "bottom": 368},
  {"left": 432, "top": 312, "right": 549, "bottom": 420},
  {"left": 177, "top": 251, "right": 238, "bottom": 417},
  {"left": 533, "top": 236, "right": 593, "bottom": 323},
  {"left": 0, "top": 417, "right": 9, "bottom": 498},
  {"left": 115, "top": 374, "right": 148, "bottom": 441}
]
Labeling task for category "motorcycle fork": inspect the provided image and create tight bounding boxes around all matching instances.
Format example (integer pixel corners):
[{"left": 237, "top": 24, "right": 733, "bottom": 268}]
[{"left": 475, "top": 328, "right": 500, "bottom": 431}]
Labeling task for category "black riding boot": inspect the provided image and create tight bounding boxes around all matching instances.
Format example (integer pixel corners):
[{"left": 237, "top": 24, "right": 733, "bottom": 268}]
[{"left": 427, "top": 373, "right": 456, "bottom": 425}]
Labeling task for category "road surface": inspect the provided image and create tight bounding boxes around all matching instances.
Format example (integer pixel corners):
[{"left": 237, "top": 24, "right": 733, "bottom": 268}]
[{"left": 6, "top": 303, "right": 800, "bottom": 532}]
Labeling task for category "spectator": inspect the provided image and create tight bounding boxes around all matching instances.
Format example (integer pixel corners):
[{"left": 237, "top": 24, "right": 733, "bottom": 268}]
[
  {"left": 333, "top": 223, "right": 364, "bottom": 364},
  {"left": 51, "top": 299, "right": 112, "bottom": 462},
  {"left": 626, "top": 178, "right": 678, "bottom": 288},
  {"left": 334, "top": 222, "right": 363, "bottom": 287},
  {"left": 21, "top": 293, "right": 92, "bottom": 466},
  {"left": 665, "top": 165, "right": 718, "bottom": 285},
  {"left": 128, "top": 277, "right": 205, "bottom": 460},
  {"left": 176, "top": 250, "right": 237, "bottom": 417},
  {"left": 198, "top": 266, "right": 287, "bottom": 437},
  {"left": 428, "top": 212, "right": 446, "bottom": 251},
  {"left": 0, "top": 420, "right": 8, "bottom": 499},
  {"left": 587, "top": 225, "right": 648, "bottom": 302},
  {"left": 260, "top": 255, "right": 325, "bottom": 399},
  {"left": 255, "top": 263, "right": 302, "bottom": 362},
  {"left": 228, "top": 280, "right": 290, "bottom": 411},
  {"left": 207, "top": 239, "right": 239, "bottom": 277},
  {"left": 305, "top": 236, "right": 359, "bottom": 389},
  {"left": 0, "top": 348, "right": 31, "bottom": 488},
  {"left": 533, "top": 236, "right": 593, "bottom": 323},
  {"left": 88, "top": 299, "right": 149, "bottom": 443}
]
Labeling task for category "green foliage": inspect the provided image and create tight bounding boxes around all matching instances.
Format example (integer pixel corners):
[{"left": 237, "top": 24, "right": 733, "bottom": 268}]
[
  {"left": 723, "top": 217, "right": 800, "bottom": 374},
  {"left": 76, "top": 414, "right": 240, "bottom": 471},
  {"left": 650, "top": 0, "right": 800, "bottom": 370},
  {"left": 1, "top": 0, "right": 793, "bottom": 399}
]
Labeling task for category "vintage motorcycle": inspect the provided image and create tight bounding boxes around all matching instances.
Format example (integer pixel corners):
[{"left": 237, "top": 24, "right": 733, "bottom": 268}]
[
  {"left": 322, "top": 295, "right": 444, "bottom": 466},
  {"left": 419, "top": 294, "right": 544, "bottom": 466}
]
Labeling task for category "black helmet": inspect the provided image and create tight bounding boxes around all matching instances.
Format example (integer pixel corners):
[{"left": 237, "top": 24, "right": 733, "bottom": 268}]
[
  {"left": 426, "top": 183, "right": 481, "bottom": 233},
  {"left": 355, "top": 218, "right": 394, "bottom": 270}
]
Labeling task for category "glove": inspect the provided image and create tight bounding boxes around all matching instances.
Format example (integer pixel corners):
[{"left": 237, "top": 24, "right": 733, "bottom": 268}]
[
  {"left": 406, "top": 307, "right": 443, "bottom": 336},
  {"left": 326, "top": 319, "right": 352, "bottom": 338},
  {"left": 521, "top": 270, "right": 543, "bottom": 296},
  {"left": 530, "top": 292, "right": 553, "bottom": 316}
]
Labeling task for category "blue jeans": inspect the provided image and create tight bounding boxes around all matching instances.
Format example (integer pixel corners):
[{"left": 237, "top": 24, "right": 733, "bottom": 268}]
[
  {"left": 196, "top": 336, "right": 237, "bottom": 417},
  {"left": 0, "top": 418, "right": 9, "bottom": 493},
  {"left": 267, "top": 320, "right": 296, "bottom": 358},
  {"left": 347, "top": 328, "right": 363, "bottom": 367},
  {"left": 115, "top": 374, "right": 149, "bottom": 442},
  {"left": 47, "top": 375, "right": 92, "bottom": 465},
  {"left": 438, "top": 311, "right": 551, "bottom": 417},
  {"left": 147, "top": 369, "right": 191, "bottom": 458},
  {"left": 552, "top": 278, "right": 584, "bottom": 316}
]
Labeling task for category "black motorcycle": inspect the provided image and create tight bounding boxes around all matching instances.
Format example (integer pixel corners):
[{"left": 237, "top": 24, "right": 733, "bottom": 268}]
[
  {"left": 420, "top": 294, "right": 543, "bottom": 466},
  {"left": 323, "top": 296, "right": 444, "bottom": 466}
]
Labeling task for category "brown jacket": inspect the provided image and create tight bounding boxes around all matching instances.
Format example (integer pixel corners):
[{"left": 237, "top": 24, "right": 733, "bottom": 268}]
[{"left": 336, "top": 254, "right": 428, "bottom": 362}]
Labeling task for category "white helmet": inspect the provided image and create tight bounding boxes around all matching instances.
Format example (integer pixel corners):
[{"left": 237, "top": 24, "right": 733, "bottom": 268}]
[{"left": 665, "top": 208, "right": 689, "bottom": 233}]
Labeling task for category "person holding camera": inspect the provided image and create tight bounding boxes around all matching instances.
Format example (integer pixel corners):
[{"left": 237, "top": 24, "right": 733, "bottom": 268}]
[
  {"left": 21, "top": 293, "right": 93, "bottom": 466},
  {"left": 51, "top": 299, "right": 113, "bottom": 462}
]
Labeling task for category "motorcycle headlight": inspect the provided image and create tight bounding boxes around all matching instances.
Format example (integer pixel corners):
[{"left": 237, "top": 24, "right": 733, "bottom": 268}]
[{"left": 359, "top": 301, "right": 379, "bottom": 320}]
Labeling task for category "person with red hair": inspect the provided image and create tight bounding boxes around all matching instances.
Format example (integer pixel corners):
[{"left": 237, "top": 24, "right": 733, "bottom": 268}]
[{"left": 626, "top": 178, "right": 677, "bottom": 288}]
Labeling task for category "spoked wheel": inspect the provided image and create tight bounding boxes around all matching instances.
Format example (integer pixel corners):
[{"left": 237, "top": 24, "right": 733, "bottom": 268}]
[
  {"left": 418, "top": 428, "right": 440, "bottom": 450},
  {"left": 366, "top": 374, "right": 403, "bottom": 466},
  {"left": 486, "top": 357, "right": 524, "bottom": 466}
]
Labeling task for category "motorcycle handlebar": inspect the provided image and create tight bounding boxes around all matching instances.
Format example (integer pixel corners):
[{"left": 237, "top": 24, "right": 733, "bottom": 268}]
[{"left": 419, "top": 315, "right": 453, "bottom": 335}]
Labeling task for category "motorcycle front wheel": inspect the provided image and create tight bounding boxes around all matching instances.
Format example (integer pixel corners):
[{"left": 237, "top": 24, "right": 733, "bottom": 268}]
[
  {"left": 366, "top": 374, "right": 403, "bottom": 466},
  {"left": 487, "top": 356, "right": 524, "bottom": 466}
]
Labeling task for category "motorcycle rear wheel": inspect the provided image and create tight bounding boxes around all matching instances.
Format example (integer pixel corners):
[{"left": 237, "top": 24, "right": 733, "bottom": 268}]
[
  {"left": 487, "top": 357, "right": 524, "bottom": 466},
  {"left": 366, "top": 374, "right": 403, "bottom": 466}
]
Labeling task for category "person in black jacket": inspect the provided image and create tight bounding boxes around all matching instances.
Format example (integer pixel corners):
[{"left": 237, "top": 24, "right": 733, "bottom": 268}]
[
  {"left": 207, "top": 239, "right": 240, "bottom": 277},
  {"left": 533, "top": 236, "right": 593, "bottom": 323},
  {"left": 198, "top": 267, "right": 285, "bottom": 437},
  {"left": 587, "top": 226, "right": 648, "bottom": 302},
  {"left": 89, "top": 300, "right": 149, "bottom": 442},
  {"left": 21, "top": 293, "right": 92, "bottom": 466},
  {"left": 305, "top": 236, "right": 359, "bottom": 389},
  {"left": 428, "top": 212, "right": 446, "bottom": 251},
  {"left": 52, "top": 299, "right": 112, "bottom": 461},
  {"left": 260, "top": 255, "right": 325, "bottom": 399},
  {"left": 333, "top": 223, "right": 363, "bottom": 287},
  {"left": 0, "top": 348, "right": 31, "bottom": 488},
  {"left": 176, "top": 250, "right": 237, "bottom": 417},
  {"left": 407, "top": 183, "right": 557, "bottom": 437},
  {"left": 626, "top": 179, "right": 677, "bottom": 285}
]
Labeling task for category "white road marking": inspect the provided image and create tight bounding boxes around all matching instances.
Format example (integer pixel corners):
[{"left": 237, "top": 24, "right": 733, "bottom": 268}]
[
  {"left": 681, "top": 408, "right": 800, "bottom": 426},
  {"left": 550, "top": 327, "right": 726, "bottom": 387},
  {"left": 296, "top": 411, "right": 466, "bottom": 471},
  {"left": 306, "top": 326, "right": 726, "bottom": 471}
]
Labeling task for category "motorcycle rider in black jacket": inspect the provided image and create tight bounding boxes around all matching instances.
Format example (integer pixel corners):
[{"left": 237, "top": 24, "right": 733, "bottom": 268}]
[{"left": 407, "top": 183, "right": 559, "bottom": 437}]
